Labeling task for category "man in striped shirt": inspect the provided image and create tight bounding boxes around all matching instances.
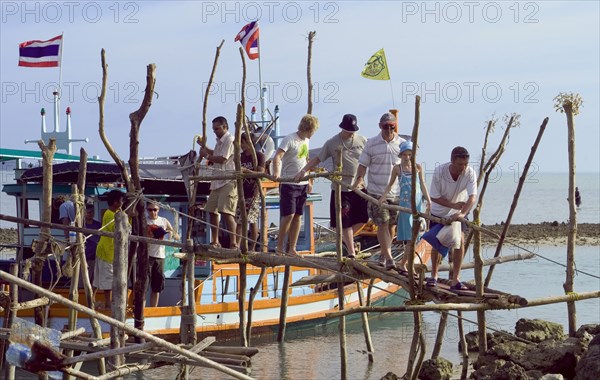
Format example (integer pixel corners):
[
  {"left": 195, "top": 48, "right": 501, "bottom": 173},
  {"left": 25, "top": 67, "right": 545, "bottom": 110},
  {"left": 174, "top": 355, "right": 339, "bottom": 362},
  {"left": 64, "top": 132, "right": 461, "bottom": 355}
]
[{"left": 353, "top": 112, "right": 405, "bottom": 270}]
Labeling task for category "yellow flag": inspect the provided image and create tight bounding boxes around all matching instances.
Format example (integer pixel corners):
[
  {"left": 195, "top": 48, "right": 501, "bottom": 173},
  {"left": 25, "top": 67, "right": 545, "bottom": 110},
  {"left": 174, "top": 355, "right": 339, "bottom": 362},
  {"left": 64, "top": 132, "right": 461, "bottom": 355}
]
[{"left": 361, "top": 48, "right": 390, "bottom": 80}]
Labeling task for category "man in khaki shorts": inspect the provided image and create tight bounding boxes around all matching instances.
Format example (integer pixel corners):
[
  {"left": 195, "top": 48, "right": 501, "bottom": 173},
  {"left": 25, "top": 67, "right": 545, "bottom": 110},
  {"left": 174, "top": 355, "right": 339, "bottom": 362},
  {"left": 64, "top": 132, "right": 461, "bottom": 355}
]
[{"left": 199, "top": 116, "right": 238, "bottom": 248}]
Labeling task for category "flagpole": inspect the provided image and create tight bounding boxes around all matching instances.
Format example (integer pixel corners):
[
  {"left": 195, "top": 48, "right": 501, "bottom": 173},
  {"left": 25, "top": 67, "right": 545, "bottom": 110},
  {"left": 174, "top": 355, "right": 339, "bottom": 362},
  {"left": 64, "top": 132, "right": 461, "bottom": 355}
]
[
  {"left": 58, "top": 32, "right": 64, "bottom": 97},
  {"left": 256, "top": 23, "right": 264, "bottom": 125},
  {"left": 389, "top": 80, "right": 395, "bottom": 109}
]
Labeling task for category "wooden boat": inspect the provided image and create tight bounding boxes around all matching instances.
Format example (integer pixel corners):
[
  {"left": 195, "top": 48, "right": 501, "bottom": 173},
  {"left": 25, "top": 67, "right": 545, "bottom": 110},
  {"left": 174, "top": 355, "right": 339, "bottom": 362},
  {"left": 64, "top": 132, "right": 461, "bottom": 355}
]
[{"left": 0, "top": 157, "right": 432, "bottom": 340}]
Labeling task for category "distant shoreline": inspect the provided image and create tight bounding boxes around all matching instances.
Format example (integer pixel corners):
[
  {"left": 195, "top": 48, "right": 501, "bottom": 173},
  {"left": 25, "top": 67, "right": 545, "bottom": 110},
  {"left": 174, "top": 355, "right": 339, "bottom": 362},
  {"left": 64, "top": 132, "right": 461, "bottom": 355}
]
[{"left": 1, "top": 222, "right": 599, "bottom": 247}]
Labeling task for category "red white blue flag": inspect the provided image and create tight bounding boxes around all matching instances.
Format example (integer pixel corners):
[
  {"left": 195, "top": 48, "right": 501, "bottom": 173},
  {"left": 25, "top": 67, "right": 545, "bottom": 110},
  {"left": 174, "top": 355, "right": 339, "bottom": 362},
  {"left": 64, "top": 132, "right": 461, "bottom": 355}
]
[
  {"left": 18, "top": 35, "right": 63, "bottom": 67},
  {"left": 234, "top": 21, "right": 259, "bottom": 60}
]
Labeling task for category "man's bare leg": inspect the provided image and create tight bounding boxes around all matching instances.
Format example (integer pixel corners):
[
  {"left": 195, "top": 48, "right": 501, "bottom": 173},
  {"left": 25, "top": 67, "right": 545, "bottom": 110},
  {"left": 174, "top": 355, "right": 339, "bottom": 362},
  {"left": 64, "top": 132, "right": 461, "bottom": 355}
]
[
  {"left": 276, "top": 214, "right": 294, "bottom": 254},
  {"left": 222, "top": 213, "right": 237, "bottom": 248},
  {"left": 341, "top": 227, "right": 355, "bottom": 257},
  {"left": 248, "top": 223, "right": 258, "bottom": 252},
  {"left": 377, "top": 222, "right": 393, "bottom": 264},
  {"left": 288, "top": 214, "right": 302, "bottom": 255},
  {"left": 150, "top": 292, "right": 159, "bottom": 307},
  {"left": 209, "top": 212, "right": 220, "bottom": 246}
]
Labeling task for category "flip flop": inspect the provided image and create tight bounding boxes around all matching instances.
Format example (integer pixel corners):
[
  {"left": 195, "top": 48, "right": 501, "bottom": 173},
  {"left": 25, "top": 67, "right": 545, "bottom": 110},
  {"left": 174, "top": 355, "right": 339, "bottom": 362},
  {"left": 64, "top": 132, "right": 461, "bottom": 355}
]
[
  {"left": 425, "top": 278, "right": 438, "bottom": 287},
  {"left": 386, "top": 262, "right": 398, "bottom": 271},
  {"left": 452, "top": 281, "right": 469, "bottom": 291},
  {"left": 397, "top": 269, "right": 409, "bottom": 277}
]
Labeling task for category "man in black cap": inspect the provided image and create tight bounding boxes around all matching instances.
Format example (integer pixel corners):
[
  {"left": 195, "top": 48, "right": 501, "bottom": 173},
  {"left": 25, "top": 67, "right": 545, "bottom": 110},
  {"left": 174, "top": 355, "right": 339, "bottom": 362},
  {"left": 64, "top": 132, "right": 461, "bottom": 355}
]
[{"left": 296, "top": 114, "right": 368, "bottom": 258}]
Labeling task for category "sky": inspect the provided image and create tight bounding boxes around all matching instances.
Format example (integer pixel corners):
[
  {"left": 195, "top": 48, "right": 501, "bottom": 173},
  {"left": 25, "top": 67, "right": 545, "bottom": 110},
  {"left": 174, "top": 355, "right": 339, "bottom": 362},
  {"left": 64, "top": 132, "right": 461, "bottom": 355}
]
[{"left": 1, "top": 1, "right": 599, "bottom": 177}]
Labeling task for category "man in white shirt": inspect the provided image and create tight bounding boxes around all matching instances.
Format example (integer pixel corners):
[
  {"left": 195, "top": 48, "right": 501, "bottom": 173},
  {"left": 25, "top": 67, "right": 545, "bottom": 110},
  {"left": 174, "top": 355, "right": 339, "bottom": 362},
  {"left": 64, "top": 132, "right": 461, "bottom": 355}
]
[
  {"left": 146, "top": 203, "right": 178, "bottom": 307},
  {"left": 273, "top": 114, "right": 319, "bottom": 255},
  {"left": 199, "top": 116, "right": 238, "bottom": 248},
  {"left": 424, "top": 146, "right": 477, "bottom": 290},
  {"left": 353, "top": 112, "right": 404, "bottom": 270}
]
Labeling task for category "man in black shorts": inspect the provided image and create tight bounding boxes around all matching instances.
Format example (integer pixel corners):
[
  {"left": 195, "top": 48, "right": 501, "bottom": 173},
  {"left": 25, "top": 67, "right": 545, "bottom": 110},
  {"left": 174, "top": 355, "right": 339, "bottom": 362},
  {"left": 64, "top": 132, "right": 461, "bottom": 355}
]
[
  {"left": 273, "top": 115, "right": 319, "bottom": 255},
  {"left": 297, "top": 114, "right": 368, "bottom": 258}
]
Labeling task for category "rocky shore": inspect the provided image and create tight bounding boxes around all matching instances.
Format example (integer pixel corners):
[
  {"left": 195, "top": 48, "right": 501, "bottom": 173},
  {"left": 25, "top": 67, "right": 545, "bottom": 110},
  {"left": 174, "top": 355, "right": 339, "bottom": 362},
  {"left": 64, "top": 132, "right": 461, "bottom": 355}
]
[
  {"left": 478, "top": 222, "right": 600, "bottom": 246},
  {"left": 383, "top": 319, "right": 600, "bottom": 380},
  {"left": 1, "top": 222, "right": 599, "bottom": 247}
]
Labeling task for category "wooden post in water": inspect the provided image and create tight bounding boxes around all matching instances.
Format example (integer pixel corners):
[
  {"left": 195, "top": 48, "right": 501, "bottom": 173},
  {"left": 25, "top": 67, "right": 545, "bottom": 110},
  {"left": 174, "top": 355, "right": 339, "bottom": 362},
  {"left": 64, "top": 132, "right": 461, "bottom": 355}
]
[
  {"left": 64, "top": 183, "right": 83, "bottom": 380},
  {"left": 277, "top": 265, "right": 291, "bottom": 342},
  {"left": 3, "top": 263, "right": 18, "bottom": 379},
  {"left": 356, "top": 282, "right": 374, "bottom": 362},
  {"left": 431, "top": 312, "right": 448, "bottom": 359},
  {"left": 334, "top": 149, "right": 348, "bottom": 378},
  {"left": 110, "top": 211, "right": 129, "bottom": 368},
  {"left": 457, "top": 311, "right": 469, "bottom": 379},
  {"left": 473, "top": 206, "right": 487, "bottom": 353},
  {"left": 556, "top": 93, "right": 582, "bottom": 337},
  {"left": 484, "top": 117, "right": 549, "bottom": 287}
]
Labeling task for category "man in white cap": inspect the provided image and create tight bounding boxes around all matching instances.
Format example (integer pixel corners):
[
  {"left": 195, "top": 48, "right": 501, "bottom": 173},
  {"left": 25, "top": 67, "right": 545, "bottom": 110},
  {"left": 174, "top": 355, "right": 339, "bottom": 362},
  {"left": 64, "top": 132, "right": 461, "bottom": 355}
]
[
  {"left": 352, "top": 112, "right": 405, "bottom": 269},
  {"left": 296, "top": 114, "right": 368, "bottom": 258}
]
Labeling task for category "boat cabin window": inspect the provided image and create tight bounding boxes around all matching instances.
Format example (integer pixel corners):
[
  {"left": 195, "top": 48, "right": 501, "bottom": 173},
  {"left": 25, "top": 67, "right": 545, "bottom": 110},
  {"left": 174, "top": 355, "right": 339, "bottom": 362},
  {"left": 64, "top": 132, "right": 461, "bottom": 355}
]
[{"left": 20, "top": 198, "right": 40, "bottom": 226}]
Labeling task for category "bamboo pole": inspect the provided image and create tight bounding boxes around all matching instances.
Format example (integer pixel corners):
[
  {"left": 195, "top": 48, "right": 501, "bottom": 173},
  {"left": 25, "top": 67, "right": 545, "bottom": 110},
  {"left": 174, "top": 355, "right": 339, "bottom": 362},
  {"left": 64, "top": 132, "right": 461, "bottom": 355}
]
[
  {"left": 186, "top": 239, "right": 197, "bottom": 344},
  {"left": 63, "top": 184, "right": 81, "bottom": 380},
  {"left": 563, "top": 103, "right": 578, "bottom": 336},
  {"left": 0, "top": 270, "right": 254, "bottom": 380},
  {"left": 457, "top": 311, "right": 469, "bottom": 380},
  {"left": 327, "top": 290, "right": 600, "bottom": 317},
  {"left": 306, "top": 31, "right": 316, "bottom": 114},
  {"left": 32, "top": 138, "right": 56, "bottom": 331},
  {"left": 334, "top": 149, "right": 347, "bottom": 379},
  {"left": 233, "top": 102, "right": 249, "bottom": 348},
  {"left": 485, "top": 117, "right": 549, "bottom": 287},
  {"left": 276, "top": 265, "right": 291, "bottom": 342},
  {"left": 356, "top": 282, "right": 374, "bottom": 362},
  {"left": 110, "top": 211, "right": 129, "bottom": 368},
  {"left": 201, "top": 39, "right": 225, "bottom": 148},
  {"left": 431, "top": 312, "right": 448, "bottom": 359},
  {"left": 473, "top": 206, "right": 487, "bottom": 354},
  {"left": 3, "top": 263, "right": 18, "bottom": 380}
]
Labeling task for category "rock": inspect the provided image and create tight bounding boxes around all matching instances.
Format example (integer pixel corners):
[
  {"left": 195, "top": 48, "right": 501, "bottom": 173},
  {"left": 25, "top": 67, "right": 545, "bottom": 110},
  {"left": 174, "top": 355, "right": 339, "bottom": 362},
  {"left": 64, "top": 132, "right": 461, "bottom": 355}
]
[
  {"left": 575, "top": 324, "right": 600, "bottom": 338},
  {"left": 381, "top": 372, "right": 399, "bottom": 380},
  {"left": 461, "top": 330, "right": 519, "bottom": 352},
  {"left": 526, "top": 370, "right": 544, "bottom": 379},
  {"left": 574, "top": 334, "right": 600, "bottom": 380},
  {"left": 470, "top": 359, "right": 531, "bottom": 379},
  {"left": 418, "top": 358, "right": 453, "bottom": 380},
  {"left": 473, "top": 341, "right": 530, "bottom": 370},
  {"left": 519, "top": 337, "right": 587, "bottom": 377},
  {"left": 515, "top": 319, "right": 565, "bottom": 343},
  {"left": 539, "top": 375, "right": 564, "bottom": 380}
]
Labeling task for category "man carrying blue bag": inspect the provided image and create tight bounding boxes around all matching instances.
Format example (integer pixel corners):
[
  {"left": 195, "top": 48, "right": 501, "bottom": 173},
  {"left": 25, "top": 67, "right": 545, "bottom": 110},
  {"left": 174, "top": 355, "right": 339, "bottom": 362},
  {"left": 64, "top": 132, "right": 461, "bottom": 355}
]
[{"left": 422, "top": 147, "right": 477, "bottom": 290}]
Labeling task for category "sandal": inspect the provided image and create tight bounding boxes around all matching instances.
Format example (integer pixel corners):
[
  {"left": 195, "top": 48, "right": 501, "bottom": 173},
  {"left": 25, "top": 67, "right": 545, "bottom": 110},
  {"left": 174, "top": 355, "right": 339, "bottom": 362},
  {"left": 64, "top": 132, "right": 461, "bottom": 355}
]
[
  {"left": 385, "top": 262, "right": 398, "bottom": 271},
  {"left": 397, "top": 269, "right": 409, "bottom": 277},
  {"left": 426, "top": 278, "right": 438, "bottom": 287},
  {"left": 452, "top": 281, "right": 469, "bottom": 291},
  {"left": 209, "top": 242, "right": 221, "bottom": 248}
]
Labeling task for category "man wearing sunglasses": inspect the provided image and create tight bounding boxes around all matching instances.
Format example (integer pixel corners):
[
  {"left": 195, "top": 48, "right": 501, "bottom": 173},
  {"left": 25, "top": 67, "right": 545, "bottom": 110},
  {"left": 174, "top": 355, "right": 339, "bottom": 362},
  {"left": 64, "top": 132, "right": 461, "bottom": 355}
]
[
  {"left": 352, "top": 112, "right": 404, "bottom": 270},
  {"left": 146, "top": 204, "right": 178, "bottom": 307}
]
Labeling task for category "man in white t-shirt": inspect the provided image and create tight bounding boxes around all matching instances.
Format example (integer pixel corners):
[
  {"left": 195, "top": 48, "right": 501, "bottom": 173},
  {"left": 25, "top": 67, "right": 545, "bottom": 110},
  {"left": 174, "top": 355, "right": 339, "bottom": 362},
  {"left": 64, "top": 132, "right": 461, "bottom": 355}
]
[
  {"left": 424, "top": 146, "right": 477, "bottom": 290},
  {"left": 146, "top": 203, "right": 178, "bottom": 307},
  {"left": 273, "top": 114, "right": 319, "bottom": 255}
]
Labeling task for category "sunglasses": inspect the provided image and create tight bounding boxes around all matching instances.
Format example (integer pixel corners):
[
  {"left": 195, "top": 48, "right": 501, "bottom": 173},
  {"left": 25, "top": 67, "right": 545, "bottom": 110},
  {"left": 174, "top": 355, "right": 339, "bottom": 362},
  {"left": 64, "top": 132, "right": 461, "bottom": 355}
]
[
  {"left": 147, "top": 208, "right": 158, "bottom": 212},
  {"left": 381, "top": 124, "right": 396, "bottom": 130}
]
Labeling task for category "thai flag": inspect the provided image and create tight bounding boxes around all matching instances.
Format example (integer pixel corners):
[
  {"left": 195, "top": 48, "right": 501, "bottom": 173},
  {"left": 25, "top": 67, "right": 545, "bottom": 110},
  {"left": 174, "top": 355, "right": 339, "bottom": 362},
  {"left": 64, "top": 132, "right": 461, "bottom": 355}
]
[
  {"left": 234, "top": 21, "right": 260, "bottom": 60},
  {"left": 18, "top": 35, "right": 63, "bottom": 67}
]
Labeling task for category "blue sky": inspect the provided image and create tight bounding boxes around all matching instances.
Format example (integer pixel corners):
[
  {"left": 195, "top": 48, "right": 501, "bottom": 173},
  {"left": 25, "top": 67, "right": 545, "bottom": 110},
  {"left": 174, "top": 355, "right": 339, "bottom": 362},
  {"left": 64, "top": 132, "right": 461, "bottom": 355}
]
[{"left": 1, "top": 1, "right": 599, "bottom": 175}]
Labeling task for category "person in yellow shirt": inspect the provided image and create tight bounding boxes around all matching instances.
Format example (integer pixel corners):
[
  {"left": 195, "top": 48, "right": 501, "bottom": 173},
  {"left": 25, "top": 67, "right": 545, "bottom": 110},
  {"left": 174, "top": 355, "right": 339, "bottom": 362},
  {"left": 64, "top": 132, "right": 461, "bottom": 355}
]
[{"left": 93, "top": 189, "right": 124, "bottom": 308}]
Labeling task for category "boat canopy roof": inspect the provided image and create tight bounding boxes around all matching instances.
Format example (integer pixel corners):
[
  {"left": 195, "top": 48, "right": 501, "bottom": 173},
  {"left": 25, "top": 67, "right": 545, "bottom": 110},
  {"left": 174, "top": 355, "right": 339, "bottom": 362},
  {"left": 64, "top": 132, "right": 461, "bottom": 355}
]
[{"left": 0, "top": 148, "right": 106, "bottom": 163}]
